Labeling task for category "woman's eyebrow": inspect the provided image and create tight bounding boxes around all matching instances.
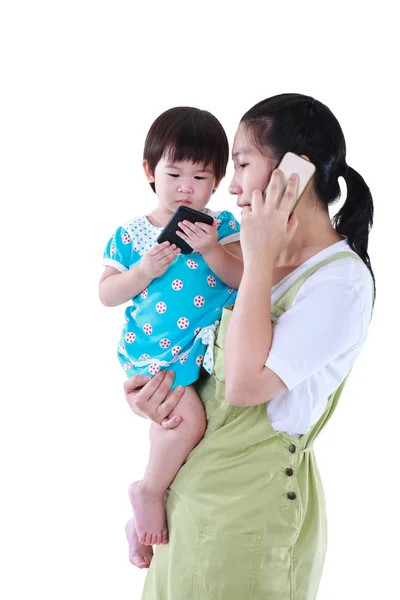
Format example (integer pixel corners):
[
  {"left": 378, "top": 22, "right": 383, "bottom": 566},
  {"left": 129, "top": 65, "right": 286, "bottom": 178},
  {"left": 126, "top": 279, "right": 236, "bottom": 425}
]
[{"left": 232, "top": 149, "right": 249, "bottom": 159}]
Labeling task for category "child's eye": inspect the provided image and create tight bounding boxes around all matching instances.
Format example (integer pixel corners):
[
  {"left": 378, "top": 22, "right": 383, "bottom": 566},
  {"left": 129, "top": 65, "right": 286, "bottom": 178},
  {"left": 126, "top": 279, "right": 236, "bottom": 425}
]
[
  {"left": 239, "top": 163, "right": 249, "bottom": 169},
  {"left": 194, "top": 176, "right": 206, "bottom": 180},
  {"left": 168, "top": 174, "right": 179, "bottom": 178}
]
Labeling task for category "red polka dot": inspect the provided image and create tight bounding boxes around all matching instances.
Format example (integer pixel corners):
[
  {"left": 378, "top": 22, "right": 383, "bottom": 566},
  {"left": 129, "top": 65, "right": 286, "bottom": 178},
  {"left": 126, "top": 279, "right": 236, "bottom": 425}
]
[
  {"left": 177, "top": 317, "right": 189, "bottom": 329},
  {"left": 187, "top": 259, "right": 198, "bottom": 269},
  {"left": 156, "top": 302, "right": 167, "bottom": 314},
  {"left": 194, "top": 295, "right": 205, "bottom": 307},
  {"left": 172, "top": 279, "right": 183, "bottom": 291}
]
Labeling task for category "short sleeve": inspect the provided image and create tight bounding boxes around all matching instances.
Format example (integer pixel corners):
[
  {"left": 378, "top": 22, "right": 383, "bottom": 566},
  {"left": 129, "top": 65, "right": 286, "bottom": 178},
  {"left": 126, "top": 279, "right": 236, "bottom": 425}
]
[
  {"left": 103, "top": 226, "right": 141, "bottom": 273},
  {"left": 216, "top": 211, "right": 241, "bottom": 246},
  {"left": 265, "top": 282, "right": 364, "bottom": 391}
]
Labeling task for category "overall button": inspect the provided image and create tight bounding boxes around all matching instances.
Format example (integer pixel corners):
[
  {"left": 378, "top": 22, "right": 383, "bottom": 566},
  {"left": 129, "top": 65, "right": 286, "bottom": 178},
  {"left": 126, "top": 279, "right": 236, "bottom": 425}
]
[
  {"left": 287, "top": 491, "right": 296, "bottom": 500},
  {"left": 289, "top": 444, "right": 296, "bottom": 453},
  {"left": 286, "top": 468, "right": 294, "bottom": 476}
]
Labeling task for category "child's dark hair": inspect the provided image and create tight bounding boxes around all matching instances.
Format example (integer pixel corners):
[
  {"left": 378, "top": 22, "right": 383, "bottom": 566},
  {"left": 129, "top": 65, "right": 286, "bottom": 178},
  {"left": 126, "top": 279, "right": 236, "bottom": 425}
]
[
  {"left": 241, "top": 93, "right": 375, "bottom": 293},
  {"left": 143, "top": 107, "right": 229, "bottom": 193}
]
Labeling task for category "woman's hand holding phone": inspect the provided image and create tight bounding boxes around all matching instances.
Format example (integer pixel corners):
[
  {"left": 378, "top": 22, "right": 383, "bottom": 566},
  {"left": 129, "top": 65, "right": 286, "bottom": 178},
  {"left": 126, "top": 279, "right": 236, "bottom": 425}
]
[{"left": 240, "top": 170, "right": 299, "bottom": 267}]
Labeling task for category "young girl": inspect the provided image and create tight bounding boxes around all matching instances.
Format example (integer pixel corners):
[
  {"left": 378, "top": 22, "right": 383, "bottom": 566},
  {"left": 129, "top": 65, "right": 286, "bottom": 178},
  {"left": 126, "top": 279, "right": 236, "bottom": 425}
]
[{"left": 99, "top": 107, "right": 242, "bottom": 551}]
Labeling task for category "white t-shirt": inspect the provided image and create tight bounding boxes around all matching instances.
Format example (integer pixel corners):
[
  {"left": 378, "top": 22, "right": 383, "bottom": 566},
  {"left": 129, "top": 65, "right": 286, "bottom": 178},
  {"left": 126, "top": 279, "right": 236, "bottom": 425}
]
[{"left": 265, "top": 239, "right": 374, "bottom": 438}]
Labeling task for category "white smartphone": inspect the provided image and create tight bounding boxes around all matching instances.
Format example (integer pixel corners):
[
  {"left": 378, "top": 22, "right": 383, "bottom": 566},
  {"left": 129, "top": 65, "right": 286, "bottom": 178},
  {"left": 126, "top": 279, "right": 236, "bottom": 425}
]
[{"left": 264, "top": 152, "right": 316, "bottom": 216}]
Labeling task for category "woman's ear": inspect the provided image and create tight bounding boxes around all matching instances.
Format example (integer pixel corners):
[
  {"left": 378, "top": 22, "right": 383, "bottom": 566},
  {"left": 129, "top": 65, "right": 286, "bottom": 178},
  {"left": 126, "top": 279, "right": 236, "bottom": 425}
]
[{"left": 142, "top": 160, "right": 155, "bottom": 182}]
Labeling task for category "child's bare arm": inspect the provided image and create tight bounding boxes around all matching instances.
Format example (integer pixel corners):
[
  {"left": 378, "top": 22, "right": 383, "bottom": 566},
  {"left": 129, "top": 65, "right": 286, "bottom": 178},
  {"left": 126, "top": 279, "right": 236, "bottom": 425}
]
[
  {"left": 99, "top": 264, "right": 153, "bottom": 307},
  {"left": 202, "top": 241, "right": 243, "bottom": 289},
  {"left": 99, "top": 241, "right": 181, "bottom": 307}
]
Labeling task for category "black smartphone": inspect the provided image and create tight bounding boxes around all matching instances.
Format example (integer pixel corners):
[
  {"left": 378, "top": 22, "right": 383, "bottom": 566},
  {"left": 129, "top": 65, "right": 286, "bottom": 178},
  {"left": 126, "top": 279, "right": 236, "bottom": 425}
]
[{"left": 156, "top": 206, "right": 214, "bottom": 254}]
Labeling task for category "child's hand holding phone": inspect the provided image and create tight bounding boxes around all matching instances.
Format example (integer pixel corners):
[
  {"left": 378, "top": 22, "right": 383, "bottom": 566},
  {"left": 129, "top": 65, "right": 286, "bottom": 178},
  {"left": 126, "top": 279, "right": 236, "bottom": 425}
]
[
  {"left": 157, "top": 206, "right": 215, "bottom": 254},
  {"left": 175, "top": 219, "right": 219, "bottom": 256}
]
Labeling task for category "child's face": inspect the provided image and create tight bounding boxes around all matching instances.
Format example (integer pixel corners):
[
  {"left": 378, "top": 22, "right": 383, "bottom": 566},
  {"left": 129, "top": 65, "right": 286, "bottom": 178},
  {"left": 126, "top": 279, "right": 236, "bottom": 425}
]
[
  {"left": 228, "top": 124, "right": 276, "bottom": 210},
  {"left": 144, "top": 157, "right": 219, "bottom": 214}
]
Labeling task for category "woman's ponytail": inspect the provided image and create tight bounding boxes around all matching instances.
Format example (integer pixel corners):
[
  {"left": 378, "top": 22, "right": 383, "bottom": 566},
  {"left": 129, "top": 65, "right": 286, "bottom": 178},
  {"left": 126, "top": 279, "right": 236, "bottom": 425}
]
[{"left": 332, "top": 165, "right": 375, "bottom": 292}]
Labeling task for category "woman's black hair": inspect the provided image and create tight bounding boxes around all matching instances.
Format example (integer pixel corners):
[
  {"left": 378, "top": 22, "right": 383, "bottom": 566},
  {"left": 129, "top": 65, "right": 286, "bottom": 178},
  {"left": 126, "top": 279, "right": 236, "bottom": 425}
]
[
  {"left": 241, "top": 93, "right": 375, "bottom": 292},
  {"left": 143, "top": 106, "right": 229, "bottom": 193}
]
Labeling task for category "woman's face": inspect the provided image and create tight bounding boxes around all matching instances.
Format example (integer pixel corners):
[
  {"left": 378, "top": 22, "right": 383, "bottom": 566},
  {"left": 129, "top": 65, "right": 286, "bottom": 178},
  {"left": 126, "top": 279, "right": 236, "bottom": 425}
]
[{"left": 229, "top": 124, "right": 277, "bottom": 210}]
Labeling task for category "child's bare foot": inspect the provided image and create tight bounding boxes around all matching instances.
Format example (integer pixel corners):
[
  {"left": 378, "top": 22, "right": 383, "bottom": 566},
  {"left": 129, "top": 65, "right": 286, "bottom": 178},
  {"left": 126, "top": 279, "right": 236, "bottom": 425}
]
[
  {"left": 129, "top": 481, "right": 169, "bottom": 546},
  {"left": 125, "top": 519, "right": 153, "bottom": 568}
]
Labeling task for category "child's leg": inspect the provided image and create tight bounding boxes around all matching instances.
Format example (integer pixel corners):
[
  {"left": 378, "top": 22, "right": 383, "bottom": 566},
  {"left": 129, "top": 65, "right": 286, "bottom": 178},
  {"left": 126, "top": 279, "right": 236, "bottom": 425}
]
[{"left": 129, "top": 384, "right": 206, "bottom": 546}]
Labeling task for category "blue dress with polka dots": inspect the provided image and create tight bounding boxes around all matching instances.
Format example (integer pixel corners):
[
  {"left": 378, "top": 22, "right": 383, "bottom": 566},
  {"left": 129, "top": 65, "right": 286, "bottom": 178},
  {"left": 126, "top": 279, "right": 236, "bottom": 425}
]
[{"left": 103, "top": 208, "right": 240, "bottom": 388}]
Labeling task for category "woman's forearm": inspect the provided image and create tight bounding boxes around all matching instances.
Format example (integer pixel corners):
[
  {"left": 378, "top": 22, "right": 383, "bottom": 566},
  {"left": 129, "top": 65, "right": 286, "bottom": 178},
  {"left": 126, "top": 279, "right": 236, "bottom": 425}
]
[
  {"left": 99, "top": 264, "right": 153, "bottom": 307},
  {"left": 224, "top": 260, "right": 274, "bottom": 391}
]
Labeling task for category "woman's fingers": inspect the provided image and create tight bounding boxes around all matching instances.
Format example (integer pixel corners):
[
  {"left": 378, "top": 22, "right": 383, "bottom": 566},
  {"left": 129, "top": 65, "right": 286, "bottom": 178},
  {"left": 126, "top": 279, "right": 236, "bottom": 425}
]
[
  {"left": 287, "top": 212, "right": 299, "bottom": 237},
  {"left": 250, "top": 189, "right": 264, "bottom": 211},
  {"left": 280, "top": 173, "right": 299, "bottom": 214},
  {"left": 145, "top": 371, "right": 181, "bottom": 419},
  {"left": 124, "top": 374, "right": 152, "bottom": 394},
  {"left": 265, "top": 169, "right": 285, "bottom": 208},
  {"left": 156, "top": 386, "right": 185, "bottom": 421},
  {"left": 161, "top": 413, "right": 183, "bottom": 429},
  {"left": 128, "top": 370, "right": 169, "bottom": 417}
]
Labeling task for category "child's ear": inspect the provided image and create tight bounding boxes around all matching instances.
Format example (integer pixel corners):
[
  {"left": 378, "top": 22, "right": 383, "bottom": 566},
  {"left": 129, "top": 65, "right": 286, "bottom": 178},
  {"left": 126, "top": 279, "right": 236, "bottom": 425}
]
[
  {"left": 213, "top": 177, "right": 223, "bottom": 192},
  {"left": 142, "top": 160, "right": 155, "bottom": 182}
]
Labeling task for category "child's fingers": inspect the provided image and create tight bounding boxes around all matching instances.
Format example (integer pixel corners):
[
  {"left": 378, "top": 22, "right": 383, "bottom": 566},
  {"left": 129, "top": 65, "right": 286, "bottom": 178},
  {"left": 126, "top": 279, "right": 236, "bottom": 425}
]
[
  {"left": 176, "top": 231, "right": 193, "bottom": 247},
  {"left": 149, "top": 241, "right": 171, "bottom": 256},
  {"left": 178, "top": 221, "right": 201, "bottom": 237},
  {"left": 194, "top": 222, "right": 213, "bottom": 233},
  {"left": 159, "top": 249, "right": 180, "bottom": 266},
  {"left": 163, "top": 245, "right": 181, "bottom": 259},
  {"left": 150, "top": 244, "right": 178, "bottom": 260}
]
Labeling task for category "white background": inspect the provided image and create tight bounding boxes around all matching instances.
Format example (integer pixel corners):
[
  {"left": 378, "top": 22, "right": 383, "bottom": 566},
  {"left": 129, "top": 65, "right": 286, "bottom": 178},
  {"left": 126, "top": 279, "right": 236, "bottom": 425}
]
[{"left": 1, "top": 1, "right": 399, "bottom": 598}]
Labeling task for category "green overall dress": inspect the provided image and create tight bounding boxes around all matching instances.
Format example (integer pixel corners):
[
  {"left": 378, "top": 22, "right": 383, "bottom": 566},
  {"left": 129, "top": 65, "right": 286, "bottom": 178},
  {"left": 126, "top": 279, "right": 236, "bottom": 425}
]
[{"left": 142, "top": 251, "right": 366, "bottom": 600}]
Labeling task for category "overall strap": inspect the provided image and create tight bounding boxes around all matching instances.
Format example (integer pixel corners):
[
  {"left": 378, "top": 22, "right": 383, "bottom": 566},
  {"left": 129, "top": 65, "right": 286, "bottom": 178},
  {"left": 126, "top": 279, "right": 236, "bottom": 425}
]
[{"left": 272, "top": 251, "right": 364, "bottom": 318}]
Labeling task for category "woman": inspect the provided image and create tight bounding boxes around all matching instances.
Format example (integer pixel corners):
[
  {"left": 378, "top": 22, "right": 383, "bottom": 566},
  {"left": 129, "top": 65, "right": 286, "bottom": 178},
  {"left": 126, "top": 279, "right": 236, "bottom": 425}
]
[{"left": 124, "top": 93, "right": 375, "bottom": 599}]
